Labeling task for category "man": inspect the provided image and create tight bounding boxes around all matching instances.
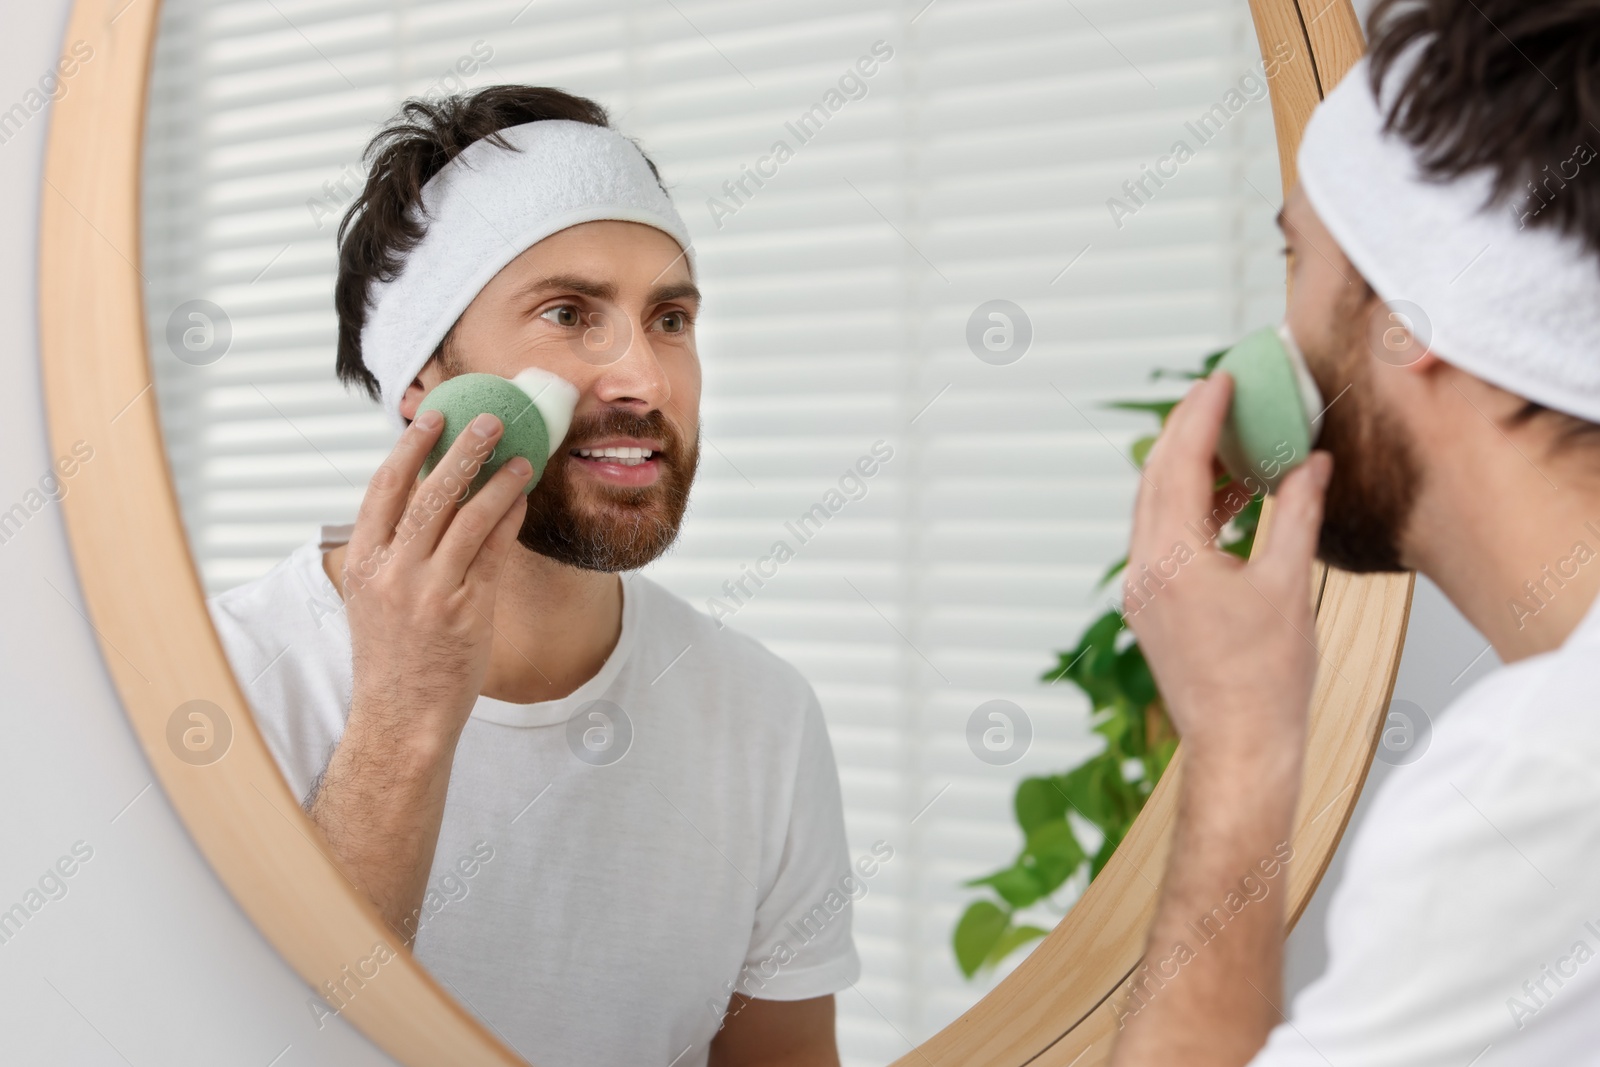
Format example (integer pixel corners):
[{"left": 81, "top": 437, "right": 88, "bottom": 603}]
[
  {"left": 1110, "top": 1, "right": 1600, "bottom": 1064},
  {"left": 208, "top": 87, "right": 859, "bottom": 1066}
]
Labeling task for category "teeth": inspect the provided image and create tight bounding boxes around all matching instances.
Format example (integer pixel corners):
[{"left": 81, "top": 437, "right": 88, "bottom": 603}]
[{"left": 575, "top": 446, "right": 654, "bottom": 466}]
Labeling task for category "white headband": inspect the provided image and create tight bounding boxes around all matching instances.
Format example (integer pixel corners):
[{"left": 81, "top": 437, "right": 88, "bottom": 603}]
[
  {"left": 360, "top": 119, "right": 695, "bottom": 434},
  {"left": 1297, "top": 55, "right": 1600, "bottom": 423}
]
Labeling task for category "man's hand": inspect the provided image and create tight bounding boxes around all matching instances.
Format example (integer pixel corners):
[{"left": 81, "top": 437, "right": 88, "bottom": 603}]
[
  {"left": 1124, "top": 371, "right": 1332, "bottom": 775},
  {"left": 341, "top": 408, "right": 532, "bottom": 755},
  {"left": 311, "top": 408, "right": 533, "bottom": 944},
  {"left": 1110, "top": 371, "right": 1332, "bottom": 1067}
]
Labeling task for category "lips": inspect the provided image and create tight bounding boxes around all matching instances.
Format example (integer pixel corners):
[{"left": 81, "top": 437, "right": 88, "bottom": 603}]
[
  {"left": 565, "top": 439, "right": 664, "bottom": 486},
  {"left": 571, "top": 445, "right": 654, "bottom": 467}
]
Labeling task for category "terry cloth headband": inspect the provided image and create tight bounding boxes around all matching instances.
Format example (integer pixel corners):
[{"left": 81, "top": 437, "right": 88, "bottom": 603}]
[
  {"left": 1296, "top": 55, "right": 1600, "bottom": 423},
  {"left": 360, "top": 118, "right": 695, "bottom": 435}
]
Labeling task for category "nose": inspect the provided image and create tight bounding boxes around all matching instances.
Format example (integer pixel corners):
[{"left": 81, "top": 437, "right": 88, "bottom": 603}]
[{"left": 585, "top": 308, "right": 672, "bottom": 411}]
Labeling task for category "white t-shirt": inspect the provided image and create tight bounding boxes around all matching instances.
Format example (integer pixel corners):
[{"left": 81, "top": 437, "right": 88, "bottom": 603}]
[
  {"left": 1252, "top": 587, "right": 1600, "bottom": 1066},
  {"left": 207, "top": 523, "right": 861, "bottom": 1067}
]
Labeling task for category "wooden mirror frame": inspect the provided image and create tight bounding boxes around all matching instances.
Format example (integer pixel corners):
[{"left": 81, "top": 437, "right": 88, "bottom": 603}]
[{"left": 39, "top": 1, "right": 1404, "bottom": 1063}]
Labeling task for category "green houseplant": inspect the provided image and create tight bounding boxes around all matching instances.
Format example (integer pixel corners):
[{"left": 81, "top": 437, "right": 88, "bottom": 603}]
[{"left": 953, "top": 349, "right": 1266, "bottom": 978}]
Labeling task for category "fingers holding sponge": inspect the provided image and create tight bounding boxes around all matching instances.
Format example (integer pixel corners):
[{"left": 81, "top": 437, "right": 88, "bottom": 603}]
[
  {"left": 1212, "top": 323, "right": 1324, "bottom": 493},
  {"left": 416, "top": 368, "right": 580, "bottom": 501}
]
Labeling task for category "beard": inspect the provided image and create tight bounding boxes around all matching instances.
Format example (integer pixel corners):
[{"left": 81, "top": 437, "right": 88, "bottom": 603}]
[
  {"left": 516, "top": 405, "right": 699, "bottom": 572},
  {"left": 1303, "top": 284, "right": 1423, "bottom": 574}
]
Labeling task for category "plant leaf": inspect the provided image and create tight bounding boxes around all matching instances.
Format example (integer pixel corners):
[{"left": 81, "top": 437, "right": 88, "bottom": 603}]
[
  {"left": 1105, "top": 399, "right": 1178, "bottom": 421},
  {"left": 1057, "top": 757, "right": 1112, "bottom": 826},
  {"left": 1023, "top": 820, "right": 1087, "bottom": 893},
  {"left": 1046, "top": 610, "right": 1127, "bottom": 709},
  {"left": 1150, "top": 348, "right": 1227, "bottom": 385},
  {"left": 954, "top": 901, "right": 1010, "bottom": 978},
  {"left": 1095, "top": 555, "right": 1129, "bottom": 590},
  {"left": 1015, "top": 777, "right": 1070, "bottom": 835},
  {"left": 966, "top": 864, "right": 1045, "bottom": 910},
  {"left": 984, "top": 923, "right": 1051, "bottom": 969},
  {"left": 1221, "top": 492, "right": 1264, "bottom": 560},
  {"left": 1113, "top": 644, "right": 1158, "bottom": 711},
  {"left": 1149, "top": 735, "right": 1179, "bottom": 781}
]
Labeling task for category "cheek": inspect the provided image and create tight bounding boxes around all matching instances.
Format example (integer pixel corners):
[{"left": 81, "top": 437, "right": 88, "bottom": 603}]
[
  {"left": 663, "top": 344, "right": 702, "bottom": 417},
  {"left": 1285, "top": 256, "right": 1342, "bottom": 353}
]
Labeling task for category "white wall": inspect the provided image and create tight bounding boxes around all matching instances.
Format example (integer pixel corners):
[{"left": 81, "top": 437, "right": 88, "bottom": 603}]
[
  {"left": 0, "top": 4, "right": 392, "bottom": 1063},
  {"left": 0, "top": 1, "right": 1491, "bottom": 1063}
]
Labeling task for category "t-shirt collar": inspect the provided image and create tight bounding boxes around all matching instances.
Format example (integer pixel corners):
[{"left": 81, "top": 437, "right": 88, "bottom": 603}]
[{"left": 472, "top": 573, "right": 641, "bottom": 728}]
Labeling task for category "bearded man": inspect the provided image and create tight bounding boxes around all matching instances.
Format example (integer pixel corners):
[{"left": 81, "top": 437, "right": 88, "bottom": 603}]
[
  {"left": 208, "top": 87, "right": 858, "bottom": 1067},
  {"left": 1111, "top": 1, "right": 1600, "bottom": 1064}
]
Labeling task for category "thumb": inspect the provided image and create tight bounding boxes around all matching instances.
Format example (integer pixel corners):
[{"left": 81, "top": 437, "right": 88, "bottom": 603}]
[{"left": 1251, "top": 451, "right": 1332, "bottom": 582}]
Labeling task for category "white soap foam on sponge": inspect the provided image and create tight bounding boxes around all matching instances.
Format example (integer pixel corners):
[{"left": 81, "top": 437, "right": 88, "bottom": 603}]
[{"left": 511, "top": 367, "right": 580, "bottom": 451}]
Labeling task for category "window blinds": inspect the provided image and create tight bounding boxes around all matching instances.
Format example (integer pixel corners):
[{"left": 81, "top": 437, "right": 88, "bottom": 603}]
[{"left": 141, "top": 0, "right": 1285, "bottom": 1060}]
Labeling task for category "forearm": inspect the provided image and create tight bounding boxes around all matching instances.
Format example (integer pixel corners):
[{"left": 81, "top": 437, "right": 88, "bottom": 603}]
[
  {"left": 707, "top": 994, "right": 840, "bottom": 1067},
  {"left": 308, "top": 705, "right": 458, "bottom": 946},
  {"left": 1111, "top": 743, "right": 1301, "bottom": 1066}
]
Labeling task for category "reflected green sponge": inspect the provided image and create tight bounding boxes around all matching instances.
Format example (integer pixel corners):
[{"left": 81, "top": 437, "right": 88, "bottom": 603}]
[
  {"left": 417, "top": 367, "right": 579, "bottom": 501},
  {"left": 1213, "top": 323, "right": 1324, "bottom": 493}
]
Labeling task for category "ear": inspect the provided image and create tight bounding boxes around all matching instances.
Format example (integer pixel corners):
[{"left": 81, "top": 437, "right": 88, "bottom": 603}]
[
  {"left": 395, "top": 371, "right": 428, "bottom": 425},
  {"left": 1403, "top": 350, "right": 1444, "bottom": 375},
  {"left": 399, "top": 373, "right": 429, "bottom": 424},
  {"left": 1365, "top": 298, "right": 1437, "bottom": 372}
]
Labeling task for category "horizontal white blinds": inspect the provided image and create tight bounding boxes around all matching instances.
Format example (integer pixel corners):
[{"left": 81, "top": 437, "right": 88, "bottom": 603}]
[{"left": 142, "top": 0, "right": 1284, "bottom": 1060}]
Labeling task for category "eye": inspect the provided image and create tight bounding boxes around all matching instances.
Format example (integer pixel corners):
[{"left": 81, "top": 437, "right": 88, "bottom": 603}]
[
  {"left": 541, "top": 304, "right": 582, "bottom": 328},
  {"left": 657, "top": 309, "right": 691, "bottom": 334}
]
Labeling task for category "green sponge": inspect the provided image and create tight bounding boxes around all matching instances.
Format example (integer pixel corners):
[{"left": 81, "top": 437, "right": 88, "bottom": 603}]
[
  {"left": 417, "top": 367, "right": 579, "bottom": 501},
  {"left": 1213, "top": 324, "right": 1324, "bottom": 493}
]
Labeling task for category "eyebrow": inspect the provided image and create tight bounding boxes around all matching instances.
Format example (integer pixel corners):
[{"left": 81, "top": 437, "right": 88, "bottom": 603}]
[
  {"left": 649, "top": 281, "right": 701, "bottom": 306},
  {"left": 1275, "top": 207, "right": 1286, "bottom": 232},
  {"left": 512, "top": 274, "right": 701, "bottom": 307},
  {"left": 515, "top": 274, "right": 617, "bottom": 303}
]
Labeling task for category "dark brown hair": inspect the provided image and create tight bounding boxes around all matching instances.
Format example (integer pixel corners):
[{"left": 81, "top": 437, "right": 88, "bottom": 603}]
[
  {"left": 333, "top": 86, "right": 664, "bottom": 404},
  {"left": 1367, "top": 0, "right": 1600, "bottom": 450},
  {"left": 1368, "top": 0, "right": 1600, "bottom": 253}
]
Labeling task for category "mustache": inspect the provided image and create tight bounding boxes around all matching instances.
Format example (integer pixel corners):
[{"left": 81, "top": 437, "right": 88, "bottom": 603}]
[{"left": 558, "top": 407, "right": 685, "bottom": 457}]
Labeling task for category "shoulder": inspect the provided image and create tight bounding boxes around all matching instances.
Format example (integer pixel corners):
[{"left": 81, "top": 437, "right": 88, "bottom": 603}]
[
  {"left": 1347, "top": 648, "right": 1600, "bottom": 890},
  {"left": 204, "top": 536, "right": 351, "bottom": 799},
  {"left": 1274, "top": 647, "right": 1600, "bottom": 1061},
  {"left": 1363, "top": 639, "right": 1600, "bottom": 833},
  {"left": 206, "top": 538, "right": 343, "bottom": 664},
  {"left": 627, "top": 573, "right": 819, "bottom": 708}
]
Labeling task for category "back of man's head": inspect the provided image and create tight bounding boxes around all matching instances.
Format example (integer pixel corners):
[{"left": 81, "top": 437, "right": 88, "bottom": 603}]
[{"left": 1365, "top": 0, "right": 1600, "bottom": 449}]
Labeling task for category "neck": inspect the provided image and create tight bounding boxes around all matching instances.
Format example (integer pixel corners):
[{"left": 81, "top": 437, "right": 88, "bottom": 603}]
[
  {"left": 1405, "top": 446, "right": 1600, "bottom": 665},
  {"left": 324, "top": 540, "right": 623, "bottom": 704}
]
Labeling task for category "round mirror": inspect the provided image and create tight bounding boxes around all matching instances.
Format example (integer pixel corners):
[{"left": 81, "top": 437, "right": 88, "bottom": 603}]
[{"left": 40, "top": 0, "right": 1402, "bottom": 1064}]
